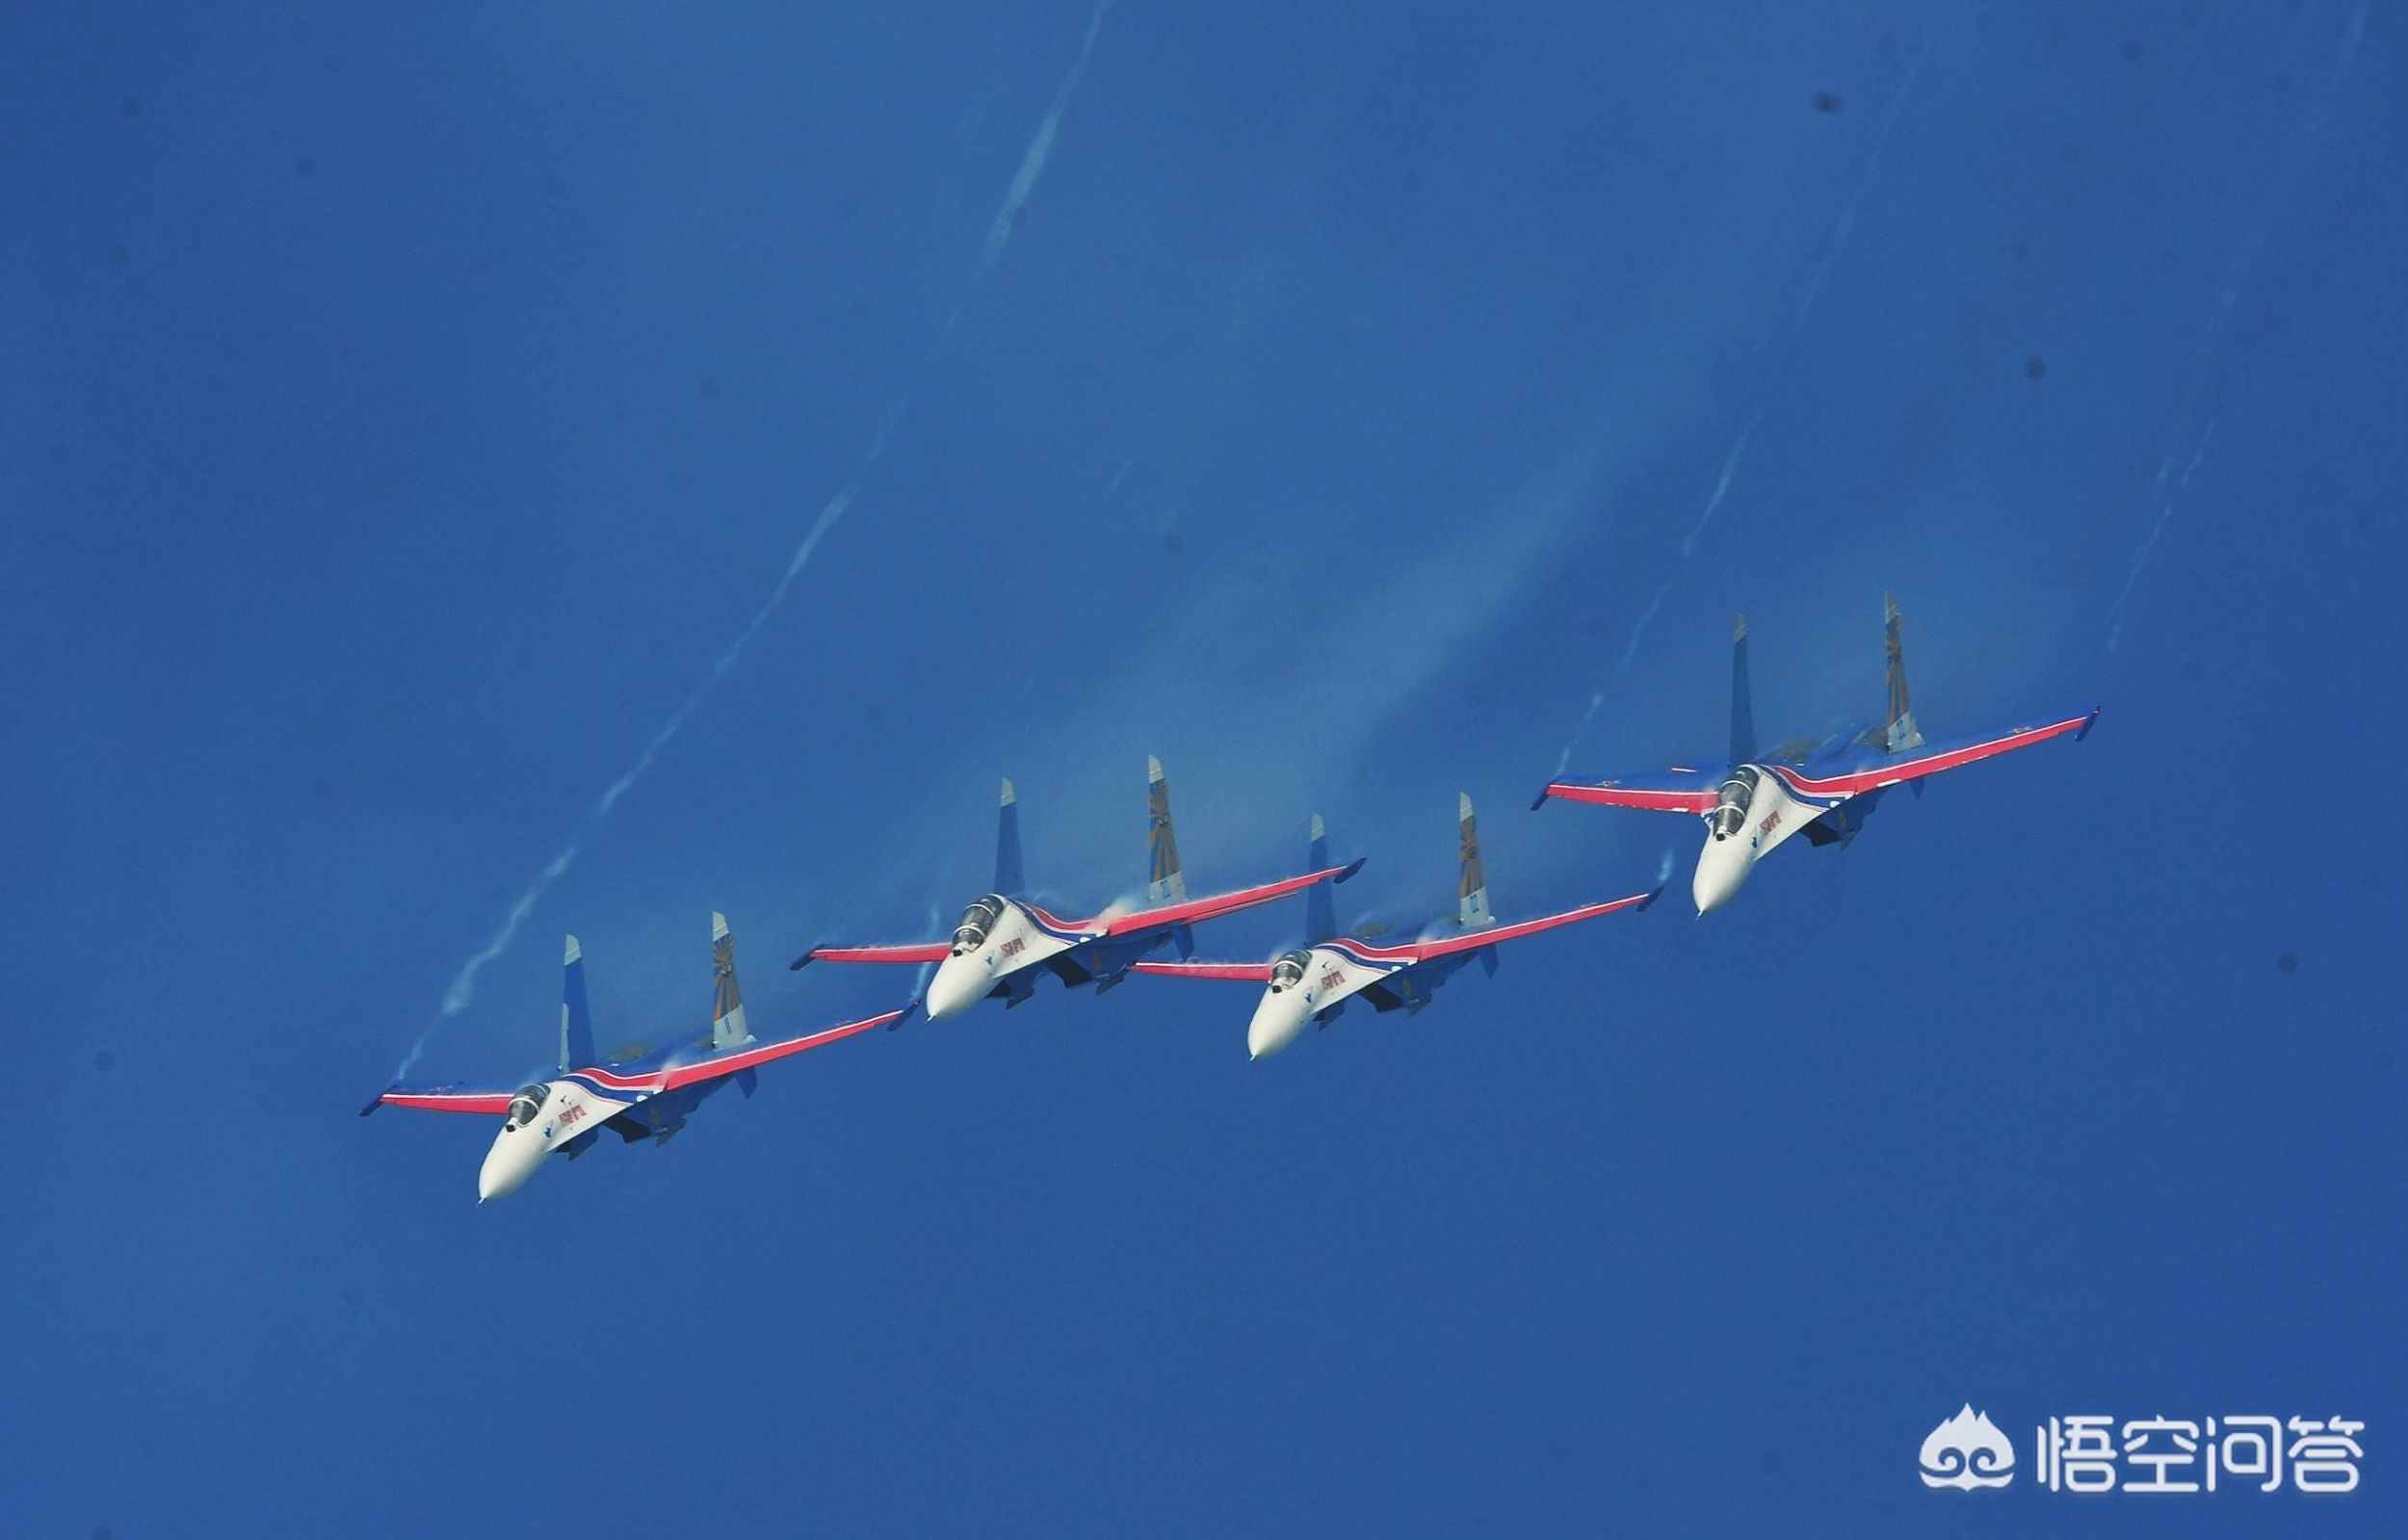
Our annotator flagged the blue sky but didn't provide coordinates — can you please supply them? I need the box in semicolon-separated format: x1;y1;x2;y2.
5;2;2402;1533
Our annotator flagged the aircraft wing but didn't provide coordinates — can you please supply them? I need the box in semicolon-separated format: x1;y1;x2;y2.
1128;959;1276;982
1394;886;1662;962
1100;860;1364;937
658;1006;911;1090
361;1083;516;1117
793;941;952;970
1767;709;2099;801
1536;766;1725;815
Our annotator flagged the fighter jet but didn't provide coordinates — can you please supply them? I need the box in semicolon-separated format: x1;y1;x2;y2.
793;757;1363;1021
364;915;907;1201
1534;597;2099;914
1132;797;1661;1058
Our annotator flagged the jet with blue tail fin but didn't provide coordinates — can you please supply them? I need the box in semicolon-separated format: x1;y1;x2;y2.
793;757;1363;1021
1134;797;1661;1058
364;916;908;1200
1535;598;2099;914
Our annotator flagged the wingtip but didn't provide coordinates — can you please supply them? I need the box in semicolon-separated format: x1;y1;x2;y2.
888;1000;920;1031
788;950;815;971
358;1092;388;1117
2076;706;2103;742
1637;882;1666;913
1529;785;1553;811
1336;856;1367;884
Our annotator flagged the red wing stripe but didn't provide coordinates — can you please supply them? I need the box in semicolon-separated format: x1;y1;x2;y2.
1771;715;2094;798
378;1091;513;1115
1129;960;1276;982
658;1011;901;1090
1407;891;1655;960
1102;864;1352;935
810;942;952;965
1544;782;1717;814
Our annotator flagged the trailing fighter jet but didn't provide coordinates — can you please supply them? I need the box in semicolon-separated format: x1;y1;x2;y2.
1534;596;2099;915
792;756;1363;1021
1132;797;1660;1058
364;915;907;1201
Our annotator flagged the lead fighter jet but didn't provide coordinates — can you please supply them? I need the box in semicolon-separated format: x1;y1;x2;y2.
364;915;907;1200
1133;797;1660;1058
794;757;1363;1021
1535;596;2099;914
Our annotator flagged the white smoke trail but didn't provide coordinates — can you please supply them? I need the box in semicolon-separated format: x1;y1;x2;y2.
2104;2;2364;651
2106;418;2217;653
597;481;862;818
1615;580;1676;673
911;902;945;1005
397;844;581;1077
399;413;903;1079
1795;40;1930;328
1553;48;1930;780
1680;406;1764;557
396;3;1134;1080
976;0;1116;284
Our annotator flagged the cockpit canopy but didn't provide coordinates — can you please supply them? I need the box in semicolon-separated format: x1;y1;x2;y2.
1710;765;1762;842
952;895;1007;956
1269;949;1311;993
504;1083;549;1132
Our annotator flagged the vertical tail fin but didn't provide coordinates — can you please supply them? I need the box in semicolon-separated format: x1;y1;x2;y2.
1305;813;1339;942
1883;594;1924;752
711;911;752;1050
996;776;1025;894
1457;793;1494;928
1146;755;1186;903
560;934;595;1072
1729;613;1757;765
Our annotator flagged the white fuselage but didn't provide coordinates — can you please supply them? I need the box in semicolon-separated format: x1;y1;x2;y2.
1691;767;1828;914
925;898;1082;1021
1246;946;1395;1059
478;1078;631;1201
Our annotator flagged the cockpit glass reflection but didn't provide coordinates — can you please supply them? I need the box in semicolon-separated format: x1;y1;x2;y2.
1711;766;1761;842
1269;950;1311;992
504;1083;549;1132
952;895;1006;955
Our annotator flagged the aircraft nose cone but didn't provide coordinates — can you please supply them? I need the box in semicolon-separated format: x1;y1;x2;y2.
1692;842;1749;916
478;1133;539;1203
1246;993;1310;1060
925;955;981;1021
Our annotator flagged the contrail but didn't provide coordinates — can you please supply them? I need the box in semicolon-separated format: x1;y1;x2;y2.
598;480;864;818
1680;406;1764;557
398;844;581;1078
2106;418;2217;653
401;405;905;1079
2104;1;2364;651
1795;39;1931;327
1616;579;1676;673
1555;47;1932;776
398;4;1139;1074
976;0;1116;284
